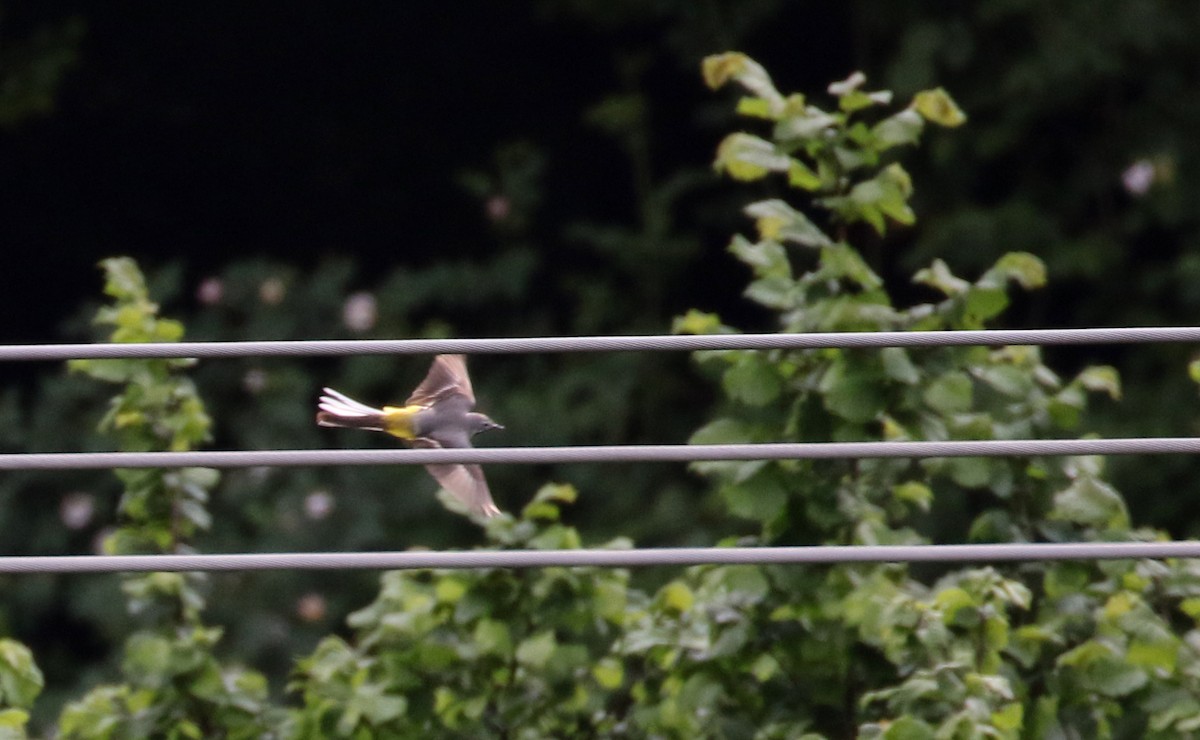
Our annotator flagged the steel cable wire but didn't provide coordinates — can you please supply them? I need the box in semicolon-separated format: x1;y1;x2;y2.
0;438;1197;470
2;326;1200;361
3;327;1197;572
1;542;1198;573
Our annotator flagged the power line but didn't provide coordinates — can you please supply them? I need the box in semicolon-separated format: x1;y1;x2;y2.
3;326;1200;361
1;438;1198;471
3;331;1195;575
1;541;1198;573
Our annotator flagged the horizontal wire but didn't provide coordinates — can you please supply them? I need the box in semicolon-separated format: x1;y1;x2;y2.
1;542;1198;573
3;331;1194;573
1;438;1198;470
3;326;1200;361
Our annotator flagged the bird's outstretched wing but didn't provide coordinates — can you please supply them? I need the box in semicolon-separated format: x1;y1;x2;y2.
406;354;475;408
410;437;501;517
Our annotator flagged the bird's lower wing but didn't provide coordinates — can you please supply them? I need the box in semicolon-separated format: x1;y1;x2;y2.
411;438;501;517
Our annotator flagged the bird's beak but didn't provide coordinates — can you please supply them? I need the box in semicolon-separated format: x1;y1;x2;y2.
489;422;505;432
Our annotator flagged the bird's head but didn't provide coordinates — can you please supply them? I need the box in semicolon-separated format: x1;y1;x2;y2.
468;412;504;436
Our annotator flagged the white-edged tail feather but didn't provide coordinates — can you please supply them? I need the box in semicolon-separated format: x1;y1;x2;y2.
317;387;386;430
321;387;383;415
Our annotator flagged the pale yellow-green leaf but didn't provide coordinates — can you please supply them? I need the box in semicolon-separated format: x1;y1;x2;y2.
702;52;783;111
1076;365;1121;400
715;133;789;181
592;658;624;690
912;88;967;127
660;582;694;613
787;159;822;190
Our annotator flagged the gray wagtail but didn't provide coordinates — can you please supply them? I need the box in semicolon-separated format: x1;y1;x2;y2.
316;354;504;517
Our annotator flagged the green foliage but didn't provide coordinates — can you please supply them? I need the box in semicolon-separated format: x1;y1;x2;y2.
69;258;215;608
282;53;1200;739
57;626;273;740
0;639;42;738
288;484;638;737
706;52;964;239
0;9;83;128
674;51;1200;737
57;259;277;738
855;1;1200;532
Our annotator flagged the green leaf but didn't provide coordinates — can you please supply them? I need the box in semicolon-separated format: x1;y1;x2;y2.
473;619;513;658
434;578;467;605
924;372;973;413
773;108;839;141
702;53;784;112
986;252;1046;289
1076;365;1121;400
1146;689;1200;732
100;257;151;301
881;347;920;384
660;582;694;613
1046;396;1081;429
949;458;995;488
913;259;970;296
1044;563;1090;599
744;275;797;310
0;708;30;732
715;133;789;180
721;469;788;523
876;198;915;228
1051;476;1129;529
992;703;1023;732
822;171;914;236
839;90;880;113
935;587;977;625
1181;597;1200;621
0;640;42;710
673;309;728;335
1189;359;1200;385
821;358;887;422
723;354;783;406
355;685;407;726
749;654;780;682
872;109;924;149
912;87;967;127
787;159;822;190
592;658;624;690
515;631;556;669
744;199;833;247
963;287;1009;322
121;633;172;685
153;318;185;342
702;52;751;89
827;71;867;97
1081;657;1148;697
736;96;774;119
533;482;578;506
727;234;790;278
892;481;933;511
882;716;935;740
1126;639;1178;672
976;365;1033;398
819;243;883;288
689;417;755;445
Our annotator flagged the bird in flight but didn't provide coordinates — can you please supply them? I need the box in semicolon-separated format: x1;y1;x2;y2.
316;354;504;517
